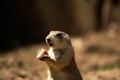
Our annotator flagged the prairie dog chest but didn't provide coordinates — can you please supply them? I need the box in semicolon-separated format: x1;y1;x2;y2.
48;48;64;61
47;69;66;80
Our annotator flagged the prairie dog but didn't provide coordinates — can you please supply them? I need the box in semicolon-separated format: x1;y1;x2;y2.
37;31;82;80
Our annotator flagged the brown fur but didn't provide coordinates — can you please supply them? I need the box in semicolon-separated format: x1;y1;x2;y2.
39;31;82;80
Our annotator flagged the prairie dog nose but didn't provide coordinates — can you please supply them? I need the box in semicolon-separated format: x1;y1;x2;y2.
46;38;51;43
46;38;54;46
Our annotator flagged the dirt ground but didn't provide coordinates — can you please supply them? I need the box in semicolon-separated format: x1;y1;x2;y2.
0;30;120;80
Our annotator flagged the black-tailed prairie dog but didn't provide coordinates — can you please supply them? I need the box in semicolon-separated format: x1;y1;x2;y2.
37;31;82;80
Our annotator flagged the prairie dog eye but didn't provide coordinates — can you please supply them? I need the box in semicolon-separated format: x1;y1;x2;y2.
56;33;63;38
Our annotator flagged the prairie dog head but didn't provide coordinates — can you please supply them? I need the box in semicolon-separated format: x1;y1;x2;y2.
37;31;72;62
46;31;71;50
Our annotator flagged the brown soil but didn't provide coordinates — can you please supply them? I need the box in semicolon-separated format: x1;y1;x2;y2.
0;31;120;80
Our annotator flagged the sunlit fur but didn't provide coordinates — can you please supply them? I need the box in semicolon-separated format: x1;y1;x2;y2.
45;31;82;80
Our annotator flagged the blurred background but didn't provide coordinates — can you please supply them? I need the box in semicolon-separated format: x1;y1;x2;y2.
1;0;120;80
1;0;120;52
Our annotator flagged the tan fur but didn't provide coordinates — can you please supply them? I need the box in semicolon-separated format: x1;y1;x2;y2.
40;31;82;80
